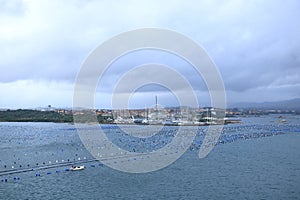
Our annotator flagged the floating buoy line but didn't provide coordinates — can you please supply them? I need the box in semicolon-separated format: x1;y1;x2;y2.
1;121;299;183
0;158;96;176
0;152;153;180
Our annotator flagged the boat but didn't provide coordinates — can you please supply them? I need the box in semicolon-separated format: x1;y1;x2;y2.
70;165;85;171
132;116;149;125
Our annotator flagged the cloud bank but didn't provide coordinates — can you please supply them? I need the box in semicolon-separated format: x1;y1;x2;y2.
0;0;299;108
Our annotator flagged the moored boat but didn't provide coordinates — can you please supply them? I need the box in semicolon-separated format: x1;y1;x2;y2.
70;165;85;171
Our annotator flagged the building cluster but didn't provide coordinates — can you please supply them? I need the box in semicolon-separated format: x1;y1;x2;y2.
94;107;226;125
50;106;298;125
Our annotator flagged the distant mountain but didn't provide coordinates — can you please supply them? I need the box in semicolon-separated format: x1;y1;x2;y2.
229;98;300;111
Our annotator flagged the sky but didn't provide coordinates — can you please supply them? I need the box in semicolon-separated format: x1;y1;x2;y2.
0;0;299;109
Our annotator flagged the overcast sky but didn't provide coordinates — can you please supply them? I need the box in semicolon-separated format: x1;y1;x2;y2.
0;0;299;109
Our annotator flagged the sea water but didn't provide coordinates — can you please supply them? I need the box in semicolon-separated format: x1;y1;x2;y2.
0;115;299;199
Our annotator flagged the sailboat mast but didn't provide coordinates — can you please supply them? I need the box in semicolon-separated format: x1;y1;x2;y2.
155;96;158;120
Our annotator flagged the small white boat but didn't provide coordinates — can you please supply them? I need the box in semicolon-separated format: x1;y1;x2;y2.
70;165;85;171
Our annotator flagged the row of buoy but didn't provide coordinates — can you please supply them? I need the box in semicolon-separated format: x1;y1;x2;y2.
0;127;283;177
189;130;286;151
1;163;104;183
1;123;298;174
0;125;291;183
80;128;286;154
1;177;21;182
102;127;287;153
3;156;87;168
1;130;291;171
1;157;92;169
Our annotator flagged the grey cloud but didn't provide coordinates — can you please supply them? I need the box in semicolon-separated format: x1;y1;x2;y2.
1;0;300;108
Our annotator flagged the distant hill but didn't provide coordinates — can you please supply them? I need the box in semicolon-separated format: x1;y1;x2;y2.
229;98;300;111
0;109;73;123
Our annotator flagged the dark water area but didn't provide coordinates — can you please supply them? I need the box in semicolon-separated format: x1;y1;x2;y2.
0;115;299;199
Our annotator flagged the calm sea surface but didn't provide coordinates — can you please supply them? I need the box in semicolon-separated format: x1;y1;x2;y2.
0;115;299;199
